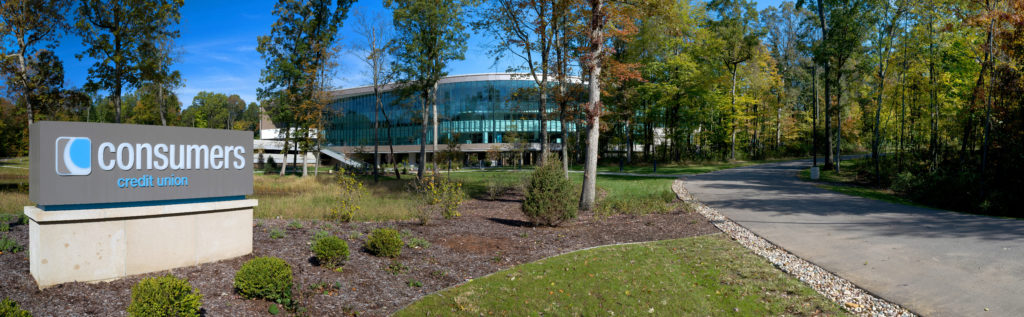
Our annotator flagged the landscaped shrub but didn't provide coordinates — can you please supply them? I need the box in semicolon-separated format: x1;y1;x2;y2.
365;228;403;258
522;157;576;226
311;231;349;268
426;176;464;219
0;234;23;254
331;170;363;222
0;298;31;317
127;275;203;317
410;174;465;224
234;257;293;303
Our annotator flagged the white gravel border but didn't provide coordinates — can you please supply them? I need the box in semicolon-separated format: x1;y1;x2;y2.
673;178;915;317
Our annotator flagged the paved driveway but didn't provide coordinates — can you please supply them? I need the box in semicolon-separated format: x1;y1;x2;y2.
682;159;1024;317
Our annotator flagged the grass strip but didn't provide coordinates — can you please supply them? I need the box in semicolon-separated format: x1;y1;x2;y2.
395;234;849;316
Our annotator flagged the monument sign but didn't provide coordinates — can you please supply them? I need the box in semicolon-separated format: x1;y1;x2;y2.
25;121;258;288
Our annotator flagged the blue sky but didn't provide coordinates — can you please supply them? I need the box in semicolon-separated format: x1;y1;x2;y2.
50;0;785;109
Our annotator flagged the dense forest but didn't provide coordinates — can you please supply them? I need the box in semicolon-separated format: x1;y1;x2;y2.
3;0;1023;215
549;0;1023;216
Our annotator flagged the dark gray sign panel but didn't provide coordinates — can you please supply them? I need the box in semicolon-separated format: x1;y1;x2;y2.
30;121;253;208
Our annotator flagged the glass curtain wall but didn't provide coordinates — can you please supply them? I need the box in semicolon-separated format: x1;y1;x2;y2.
324;78;576;147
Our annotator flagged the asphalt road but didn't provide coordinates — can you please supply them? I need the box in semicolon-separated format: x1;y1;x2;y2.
682;159;1024;317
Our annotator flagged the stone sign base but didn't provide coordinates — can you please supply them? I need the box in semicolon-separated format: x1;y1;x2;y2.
24;199;257;289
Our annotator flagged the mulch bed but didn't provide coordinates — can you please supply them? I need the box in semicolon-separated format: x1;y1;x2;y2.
0;192;718;316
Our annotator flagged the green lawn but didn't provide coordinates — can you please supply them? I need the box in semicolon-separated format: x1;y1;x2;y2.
396;234;849;316
798;160;919;207
447;170;679;215
571;157;804;175
0;158;30;216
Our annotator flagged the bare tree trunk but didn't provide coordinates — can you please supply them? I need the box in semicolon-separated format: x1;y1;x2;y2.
579;0;605;212
16;42;33;126
812;66;818;167
431;82;439;175
824;67;834;170
625;119;632;163
836;75;843;173
374;85;381;183
928;17;939;172
539;82;549;164
418;94;427;179
776;107;781;149
899;33;907;172
555;11;570;179
302;148;309;177
981;18;994;177
873;25;891;183
158;85;167;126
279;125;290;176
816;0;833;170
314;128;321;177
382;100;400;179
729;65;738;160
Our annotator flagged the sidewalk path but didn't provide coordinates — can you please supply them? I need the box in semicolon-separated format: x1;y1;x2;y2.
681;159;1024;317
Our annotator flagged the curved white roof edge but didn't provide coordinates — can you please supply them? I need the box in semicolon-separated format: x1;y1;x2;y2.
328;72;583;99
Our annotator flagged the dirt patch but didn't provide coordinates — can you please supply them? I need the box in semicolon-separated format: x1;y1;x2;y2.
0;192;718;316
439;235;512;255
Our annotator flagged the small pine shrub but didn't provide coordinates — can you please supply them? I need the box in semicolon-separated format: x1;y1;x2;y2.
264;157;279;173
365;228;403;258
234;257;293;303
0;298;31;317
269;229;285;239
406;237;430;249
385;260;409;275
522;157;576;226
127;275;203;317
0;234;23;254
310;231;349;268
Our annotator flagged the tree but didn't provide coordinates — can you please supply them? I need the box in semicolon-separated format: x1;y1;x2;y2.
354;10;396;183
870;0;906;183
387;0;470;179
578;0;647;210
708;0;761;161
5;50;65;120
136;2;182;126
579;0;608;211
257;0;354;176
0;0;72;126
474;0;558;164
76;0;184;124
801;0;874;172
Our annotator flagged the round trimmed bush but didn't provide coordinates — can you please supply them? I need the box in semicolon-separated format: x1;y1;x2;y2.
233;256;293;302
311;231;349;268
0;298;31;317
522;157;576;226
365;228;403;258
127;275;203;317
